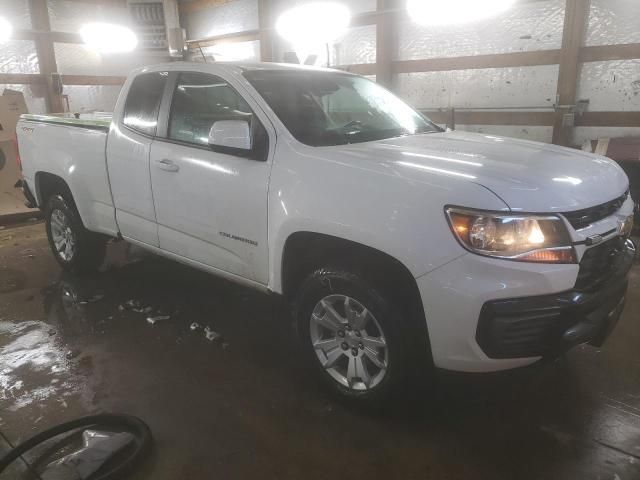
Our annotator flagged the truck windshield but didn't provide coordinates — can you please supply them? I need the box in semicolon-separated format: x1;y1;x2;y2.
243;70;441;146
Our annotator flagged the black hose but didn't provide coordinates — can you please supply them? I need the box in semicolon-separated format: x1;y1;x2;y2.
0;413;152;479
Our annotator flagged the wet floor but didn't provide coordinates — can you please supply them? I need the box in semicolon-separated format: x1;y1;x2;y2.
1;221;640;479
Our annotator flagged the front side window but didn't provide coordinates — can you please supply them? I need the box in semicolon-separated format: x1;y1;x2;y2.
243;70;441;147
123;72;167;136
168;72;254;147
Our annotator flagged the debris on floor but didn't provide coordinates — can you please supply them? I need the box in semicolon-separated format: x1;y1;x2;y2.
204;326;222;342
65;349;81;360
189;322;202;331
146;315;171;325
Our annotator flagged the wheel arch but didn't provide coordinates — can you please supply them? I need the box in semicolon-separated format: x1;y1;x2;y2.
281;230;433;367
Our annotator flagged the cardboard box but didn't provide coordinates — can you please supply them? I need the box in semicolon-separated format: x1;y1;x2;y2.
0;90;33;219
0;89;28;143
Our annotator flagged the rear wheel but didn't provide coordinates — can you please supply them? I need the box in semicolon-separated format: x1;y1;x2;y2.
295;267;412;405
45;195;107;273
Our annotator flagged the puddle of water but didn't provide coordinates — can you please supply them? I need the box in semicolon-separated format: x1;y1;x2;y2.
0;320;83;412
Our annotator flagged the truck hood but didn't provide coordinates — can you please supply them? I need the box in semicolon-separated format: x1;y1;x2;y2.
334;131;629;213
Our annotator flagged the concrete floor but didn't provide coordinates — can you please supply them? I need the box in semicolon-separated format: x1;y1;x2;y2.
1;221;640;479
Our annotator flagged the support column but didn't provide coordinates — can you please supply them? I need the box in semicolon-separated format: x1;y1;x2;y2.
29;0;65;113
376;0;395;88
552;0;591;146
258;0;273;62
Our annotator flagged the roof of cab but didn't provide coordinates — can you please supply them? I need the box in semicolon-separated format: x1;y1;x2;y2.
137;61;351;75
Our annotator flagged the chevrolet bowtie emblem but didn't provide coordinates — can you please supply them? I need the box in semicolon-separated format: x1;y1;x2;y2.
585;234;603;246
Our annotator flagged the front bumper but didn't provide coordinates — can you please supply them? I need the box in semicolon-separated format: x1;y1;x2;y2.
477;238;634;359
417;237;636;373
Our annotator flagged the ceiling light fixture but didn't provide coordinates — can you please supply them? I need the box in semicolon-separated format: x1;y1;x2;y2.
275;2;351;47
79;22;138;53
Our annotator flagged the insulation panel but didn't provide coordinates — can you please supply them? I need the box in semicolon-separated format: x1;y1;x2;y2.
586;0;640;46
395;65;559;110
183;0;258;40
0;40;39;74
577;60;640;111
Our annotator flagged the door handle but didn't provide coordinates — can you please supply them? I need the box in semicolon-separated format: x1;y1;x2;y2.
156;159;179;172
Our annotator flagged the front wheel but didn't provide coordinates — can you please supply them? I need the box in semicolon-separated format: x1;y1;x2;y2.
295;268;411;405
45;195;107;273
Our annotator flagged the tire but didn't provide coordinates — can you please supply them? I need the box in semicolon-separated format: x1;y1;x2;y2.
44;194;107;273
294;267;413;406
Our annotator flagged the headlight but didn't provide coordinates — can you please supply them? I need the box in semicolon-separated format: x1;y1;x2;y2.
445;207;576;263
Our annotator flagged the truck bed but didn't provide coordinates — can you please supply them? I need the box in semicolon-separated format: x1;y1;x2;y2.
22;113;112;131
17;112;119;237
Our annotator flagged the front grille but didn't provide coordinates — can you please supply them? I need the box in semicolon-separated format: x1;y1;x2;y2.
575;236;628;291
563;191;629;230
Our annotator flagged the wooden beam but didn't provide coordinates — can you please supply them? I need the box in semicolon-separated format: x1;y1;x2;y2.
258;0;272;62
28;0;65;113
576;111;640;127
394;50;561;74
580;43;640;63
552;0;591;146
61;75;127;86
376;0;395;87
186;30;260;49
351;11;380;27
421;110;556;126
13;29;83;43
0;73;45;85
336;64;377;76
420;110;639;128
180;0;232;15
338;42;639;78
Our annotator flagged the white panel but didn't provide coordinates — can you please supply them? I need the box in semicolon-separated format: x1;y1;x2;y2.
200;40;260;62
573;127;640;147
456;125;554;144
48;0;130;33
586;0;640;46
395;66;559;109
0;0;32;29
397;0;565;60
347;0;376;15
577;60;640;111
54;43;171;76
0;85;47;114
64;85;123;114
0;40;39;74
184;0;258;39
332;25;376;65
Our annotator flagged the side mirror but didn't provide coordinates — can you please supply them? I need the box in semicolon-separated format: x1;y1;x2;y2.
208;120;252;152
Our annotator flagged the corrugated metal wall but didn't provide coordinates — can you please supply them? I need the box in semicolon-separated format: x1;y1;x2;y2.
179;0;638;145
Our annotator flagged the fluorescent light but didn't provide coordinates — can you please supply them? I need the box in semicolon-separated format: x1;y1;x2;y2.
276;2;351;47
407;0;516;26
0;17;12;42
79;22;138;53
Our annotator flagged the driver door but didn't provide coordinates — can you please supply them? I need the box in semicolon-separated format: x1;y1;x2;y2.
149;71;273;285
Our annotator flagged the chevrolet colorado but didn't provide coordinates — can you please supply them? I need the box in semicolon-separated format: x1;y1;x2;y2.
16;62;636;403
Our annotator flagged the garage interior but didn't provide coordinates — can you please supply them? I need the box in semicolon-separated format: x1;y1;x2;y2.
1;0;640;479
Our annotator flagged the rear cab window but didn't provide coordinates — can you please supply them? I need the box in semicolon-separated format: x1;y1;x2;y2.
123;71;167;136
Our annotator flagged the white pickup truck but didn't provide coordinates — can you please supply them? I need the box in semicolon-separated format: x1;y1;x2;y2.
16;62;636;404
